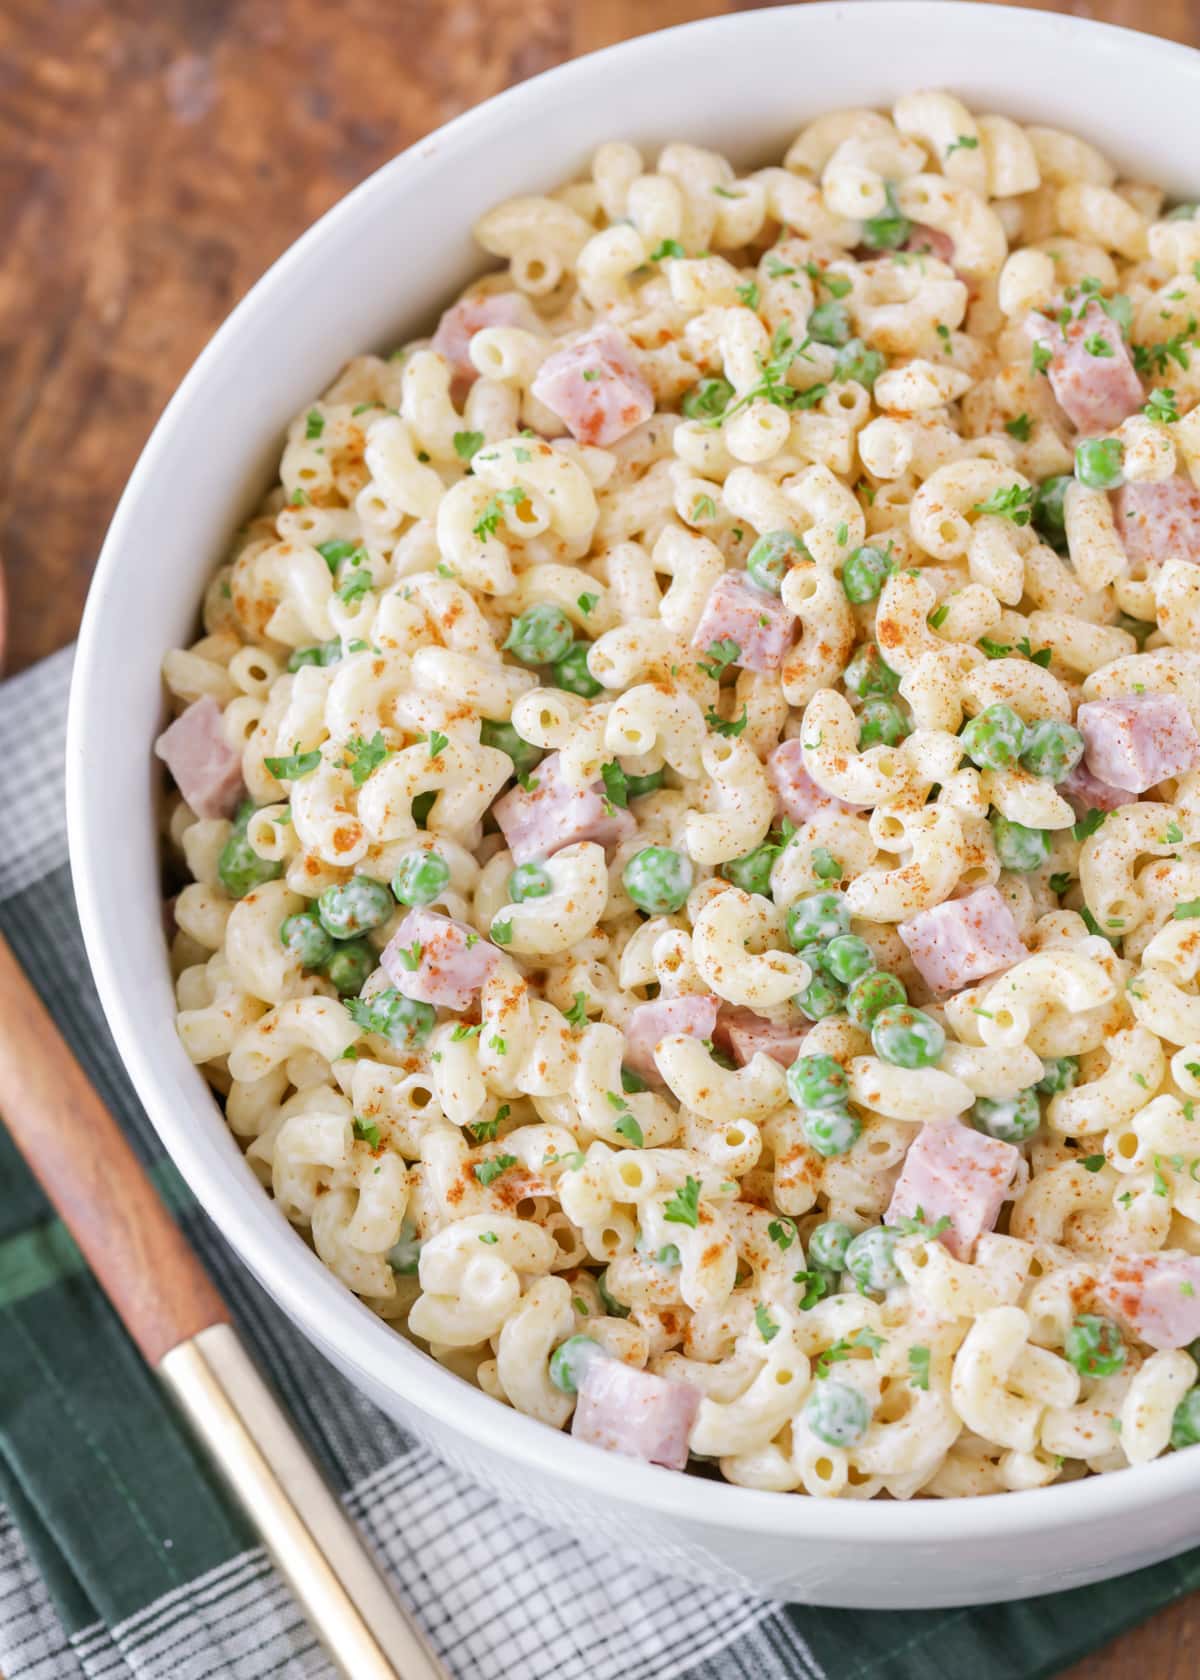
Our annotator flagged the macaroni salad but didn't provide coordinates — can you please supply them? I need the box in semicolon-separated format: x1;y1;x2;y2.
159;92;1200;1498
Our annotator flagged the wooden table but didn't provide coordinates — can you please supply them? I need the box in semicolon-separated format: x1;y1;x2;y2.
2;0;1198;1671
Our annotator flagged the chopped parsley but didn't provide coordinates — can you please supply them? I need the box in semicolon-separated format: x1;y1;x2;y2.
1032;341;1053;376
600;761;629;808
453;430;484;461
705;705;748;738
1083;333;1114;358
908;1345;931;1389
1073;809;1107;842
342;731;391;786
698;638;741;679
736;280;760;310
479;1231;499;1244
428;730;449;759
491;919;514;945
338;568;373;605
563;992;589;1030
929;602;950;630
473;1154;518;1187
663;1175;702;1229
264;743;322;780
352;1117;381;1149
755;1303;780;1343
577;592;599;615
767;1217;797;1252
946;134;979;155
473;499;505;540
972;483;1034;525
1132;321;1196;376
1144;388;1180;424
692;494;717;522
1080;1154;1107;1172
816;1327;884;1378
1004;413;1033;441
315;538;361;571
650;238;685;261
1175;900;1200;919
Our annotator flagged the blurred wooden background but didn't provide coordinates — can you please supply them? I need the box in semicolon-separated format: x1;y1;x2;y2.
3;0;1200;1671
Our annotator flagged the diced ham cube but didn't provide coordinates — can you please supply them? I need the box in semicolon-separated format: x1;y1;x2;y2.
766;740;863;825
886;1120;1021;1261
571;1357;700;1471
905;223;956;265
714;1006;807;1068
1059;759;1139;818
1115;477;1200;569
898;886;1028;996
691;572;796;674
1095;1251;1200;1351
154;696;245;820
382;907;499;1011
624;994;719;1083
530;326;654;447
492;751;635;866
1028;302;1143;434
1077;693;1200;793
431;291;540;386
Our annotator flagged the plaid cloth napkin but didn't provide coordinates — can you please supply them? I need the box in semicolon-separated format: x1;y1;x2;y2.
4;649;1200;1680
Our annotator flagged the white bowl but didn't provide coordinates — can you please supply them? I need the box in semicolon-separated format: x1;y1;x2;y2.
67;0;1200;1608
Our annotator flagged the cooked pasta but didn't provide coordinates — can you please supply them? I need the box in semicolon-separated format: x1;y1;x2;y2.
157;91;1200;1497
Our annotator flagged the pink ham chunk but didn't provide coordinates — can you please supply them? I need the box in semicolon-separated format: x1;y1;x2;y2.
886;1120;1021;1261
624;994;719;1083
492;751;635;866
381;907;499;1011
154;696;244;820
1077;693;1200;793
1059;759;1138;818
1095;1252;1200;1351
571;1357;699;1471
899;886;1027;996
691;572;796;674
531;326;654;447
766;740;862;825
1028;302;1143;434
431;291;540;386
1115;477;1200;569
905;223;956;264
714;1006;807;1068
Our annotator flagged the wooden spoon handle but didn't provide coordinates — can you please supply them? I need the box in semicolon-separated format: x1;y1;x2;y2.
0;929;227;1362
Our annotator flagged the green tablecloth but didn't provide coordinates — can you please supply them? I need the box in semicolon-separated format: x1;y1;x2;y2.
3;646;1199;1679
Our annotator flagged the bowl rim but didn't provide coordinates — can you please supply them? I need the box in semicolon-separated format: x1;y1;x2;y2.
66;0;1200;1544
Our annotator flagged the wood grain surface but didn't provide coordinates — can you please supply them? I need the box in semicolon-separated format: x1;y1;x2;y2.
3;0;1200;1671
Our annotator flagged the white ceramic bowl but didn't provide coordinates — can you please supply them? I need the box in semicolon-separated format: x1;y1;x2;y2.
68;1;1200;1608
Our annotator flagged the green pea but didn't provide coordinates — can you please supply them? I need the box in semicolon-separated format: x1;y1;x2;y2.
681;376;734;420
318;876;394;939
625;769;665;800
1171;1388;1200;1449
809;300;852;347
747;530;806;594
504;603;575;666
844;642;900;702
834;337;886;388
392;850;451;907
858;698;909;749
287;638;342;671
280;910;335;969
623;846;693;914
218;803;283;899
787;1052;849;1110
972;1086;1041;1143
820;934;875;985
871;1003;945;1069
803;1105;861;1157
552;641;603;698
991;813;1051;873
372;988;438;1050
845;970;906;1029
1020;720;1085;782
480;718;542;777
862;182;910;250
842;544;893;604
1167;203;1200;222
805;1378;871;1446
597;1267;630;1318
1064;1314;1127;1380
960;703;1027;772
807;1220;854;1272
786;890;851;950
1037;1056;1079;1095
324;939;376;997
386;1216;422;1274
1032;476;1071;552
509;862;552;902
1075;436;1125;491
845;1226;902;1292
722;841;779;897
549;1334;605;1394
796;974;846;1021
